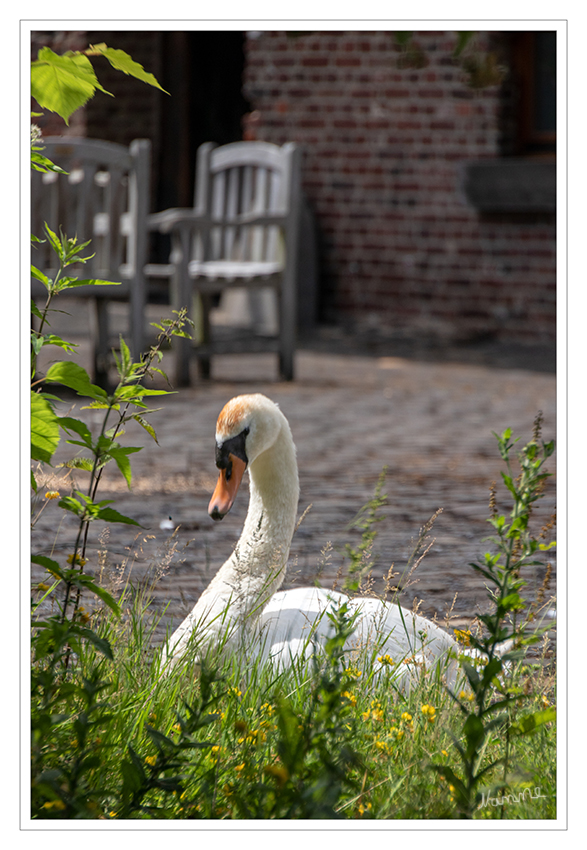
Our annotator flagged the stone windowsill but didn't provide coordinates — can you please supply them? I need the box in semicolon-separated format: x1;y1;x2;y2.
462;159;556;213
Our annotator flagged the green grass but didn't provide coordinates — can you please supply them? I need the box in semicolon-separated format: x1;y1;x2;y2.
31;421;557;821
30;573;556;820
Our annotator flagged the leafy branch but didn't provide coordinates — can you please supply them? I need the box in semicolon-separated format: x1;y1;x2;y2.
430;414;556;818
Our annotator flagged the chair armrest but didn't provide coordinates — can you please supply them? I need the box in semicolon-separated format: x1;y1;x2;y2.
230;211;288;227
148;208;208;233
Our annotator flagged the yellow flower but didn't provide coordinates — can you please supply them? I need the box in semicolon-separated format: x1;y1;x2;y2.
229;686;242;697
454;628;471;646
362;709;371;722
341;690;357;706
344;665;362;678
441;749;449;757
421;704;436;722
401;712;412;723
260;702;275;715
358;801;372;816
67;552;87;567
42;799;66;811
37;582;50;591
208;745;222;762
264;764;289;786
235;763;245;772
377;653;394;665
458;690;475;702
44;490;60;500
77;606;90;625
145;755;157;766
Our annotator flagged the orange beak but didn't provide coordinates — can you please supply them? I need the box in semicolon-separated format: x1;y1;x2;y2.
208;454;247;521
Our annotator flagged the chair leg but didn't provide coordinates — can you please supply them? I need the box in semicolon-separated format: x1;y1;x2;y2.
91;298;111;389
279;276;296;382
198;293;212;379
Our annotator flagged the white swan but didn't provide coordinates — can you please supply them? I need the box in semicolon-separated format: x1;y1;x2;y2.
163;393;468;690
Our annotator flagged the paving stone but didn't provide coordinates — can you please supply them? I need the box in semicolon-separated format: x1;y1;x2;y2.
31;307;557;650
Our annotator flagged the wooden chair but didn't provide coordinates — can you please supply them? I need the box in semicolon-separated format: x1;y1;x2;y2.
31;137;151;386
148;141;303;384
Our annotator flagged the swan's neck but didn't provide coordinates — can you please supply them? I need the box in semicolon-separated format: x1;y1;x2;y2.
188;423;299;648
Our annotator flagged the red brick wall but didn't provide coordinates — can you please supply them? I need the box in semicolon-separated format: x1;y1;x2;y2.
243;30;556;345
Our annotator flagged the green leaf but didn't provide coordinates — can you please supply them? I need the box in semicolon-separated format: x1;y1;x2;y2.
72;625;114;660
45;362;108;401
69;575;121;616
60;457;94;472
453;31;475;57
131;414;159;444
60;277;121;288
463;713;486;758
30;300;44;321
43;223;62;258
33;332;78;355
31;47;112;124
31;554;65;581
96;506;141;526
511;706;556;736
108;446;142;489
500;472;517;496
393;32;413;46
31;391;61;463
59;416;94;447
89;44;168;93
31;265;50;288
31;149;68;174
58;495;84;517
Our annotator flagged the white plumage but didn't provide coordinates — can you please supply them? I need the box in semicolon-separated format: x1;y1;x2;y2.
163;393;469;690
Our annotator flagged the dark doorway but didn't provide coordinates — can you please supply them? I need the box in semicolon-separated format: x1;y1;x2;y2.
157;31;251;211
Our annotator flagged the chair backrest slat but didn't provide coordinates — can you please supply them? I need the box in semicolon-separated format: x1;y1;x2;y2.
31;137;151;373
197;142;296;266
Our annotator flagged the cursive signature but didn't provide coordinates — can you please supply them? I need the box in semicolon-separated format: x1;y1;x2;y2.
480;786;548;809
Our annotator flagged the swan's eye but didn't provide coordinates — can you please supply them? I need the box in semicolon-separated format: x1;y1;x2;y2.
215;429;249;471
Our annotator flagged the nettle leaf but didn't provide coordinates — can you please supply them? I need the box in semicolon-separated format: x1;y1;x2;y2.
31;300;44;321
31;149;68;174
60;277;121;288
45;361;108;401
70;624;114;659
31;47;112;124
33;332;78;355
70;574;121;616
59;416;94;448
131;414;159;444
89;44;168;93
31;265;51;288
512;706;556;736
97;506;142;526
31;554;65;581
31;391;60;464
60;457;94;472
43;223;63;258
108;446;142;489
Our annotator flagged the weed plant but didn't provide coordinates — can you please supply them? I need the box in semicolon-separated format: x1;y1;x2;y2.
29;42;556;821
31;417;556;820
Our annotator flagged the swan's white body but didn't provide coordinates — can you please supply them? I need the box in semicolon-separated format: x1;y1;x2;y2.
163;394;464;690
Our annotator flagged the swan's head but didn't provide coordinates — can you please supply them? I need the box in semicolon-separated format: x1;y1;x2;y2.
208;394;285;521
